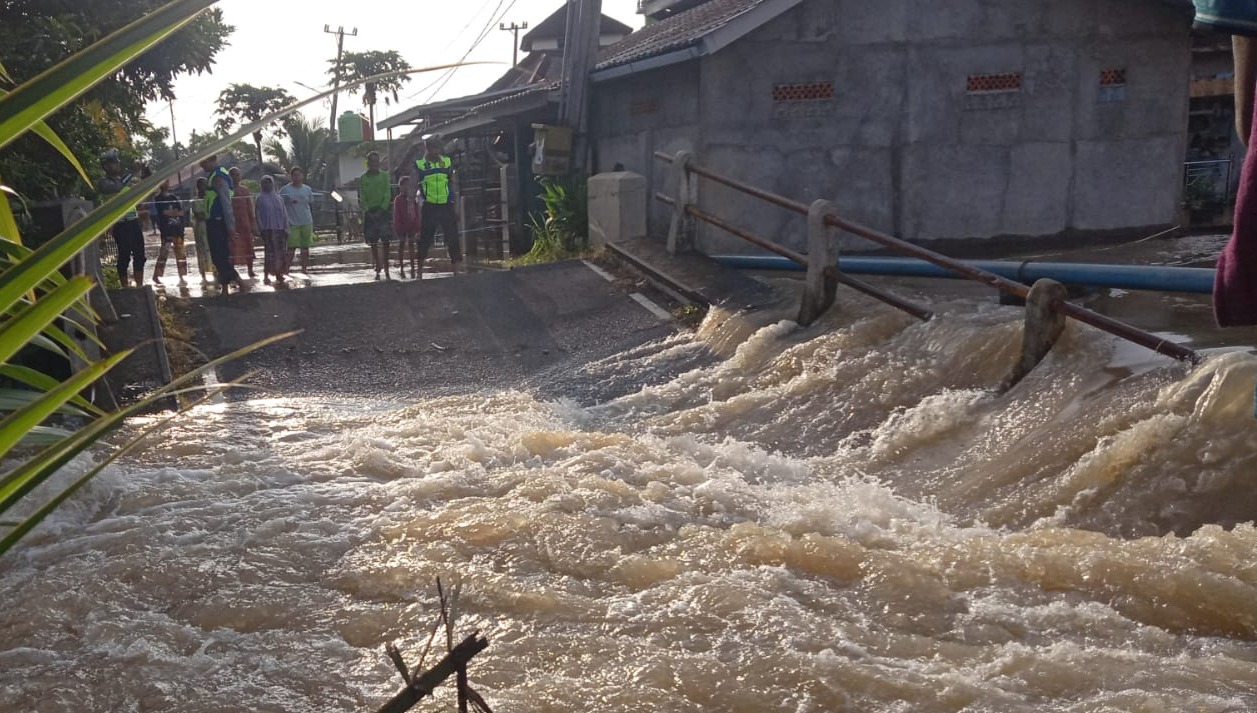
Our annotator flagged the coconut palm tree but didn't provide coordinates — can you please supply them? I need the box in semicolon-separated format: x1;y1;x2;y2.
327;50;411;130
262;113;331;186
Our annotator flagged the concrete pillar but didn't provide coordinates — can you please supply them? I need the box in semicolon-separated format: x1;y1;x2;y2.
587;171;647;247
666;151;695;254
797;199;838;326
1004;278;1068;390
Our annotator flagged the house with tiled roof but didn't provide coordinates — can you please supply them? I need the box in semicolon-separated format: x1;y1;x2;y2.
590;0;1203;253
377;5;633;258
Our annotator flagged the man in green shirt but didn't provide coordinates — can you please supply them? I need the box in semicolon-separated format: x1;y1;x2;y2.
359;150;394;280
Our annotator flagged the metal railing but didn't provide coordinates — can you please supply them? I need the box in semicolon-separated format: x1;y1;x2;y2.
1183;158;1234;205
653;150;1200;366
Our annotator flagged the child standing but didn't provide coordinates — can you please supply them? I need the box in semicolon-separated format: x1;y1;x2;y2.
191;177;212;283
392;175;422;278
150;182;187;284
280;166;315;274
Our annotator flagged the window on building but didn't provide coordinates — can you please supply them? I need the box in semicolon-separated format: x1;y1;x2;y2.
772;81;835;118
1099;68;1126;103
964;72;1023;110
966;72;1023;93
772;82;835;102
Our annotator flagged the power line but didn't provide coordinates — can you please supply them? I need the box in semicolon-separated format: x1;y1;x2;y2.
420;0;520;106
403;0;497;100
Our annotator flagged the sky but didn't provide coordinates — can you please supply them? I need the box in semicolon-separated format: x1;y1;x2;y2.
144;0;643;141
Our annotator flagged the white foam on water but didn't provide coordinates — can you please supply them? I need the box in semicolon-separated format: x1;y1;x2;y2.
3;299;1257;711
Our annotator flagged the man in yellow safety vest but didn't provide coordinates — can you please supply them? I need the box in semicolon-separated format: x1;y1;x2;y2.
98;148;147;287
414;135;462;275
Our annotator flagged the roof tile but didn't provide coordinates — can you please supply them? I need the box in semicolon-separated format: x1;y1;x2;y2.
596;0;771;70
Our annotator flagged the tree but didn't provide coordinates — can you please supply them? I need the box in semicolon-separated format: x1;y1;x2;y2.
214;84;295;166
263;114;332;187
182;129;253;165
328;50;412;130
132;126;180;171
0;1;233;200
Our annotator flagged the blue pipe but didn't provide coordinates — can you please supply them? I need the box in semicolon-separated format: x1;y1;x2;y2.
713;255;1217;295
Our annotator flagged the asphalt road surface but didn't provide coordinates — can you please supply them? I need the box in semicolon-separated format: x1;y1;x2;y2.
184;261;688;402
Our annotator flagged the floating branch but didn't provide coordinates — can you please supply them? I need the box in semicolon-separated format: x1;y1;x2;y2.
374;633;489;713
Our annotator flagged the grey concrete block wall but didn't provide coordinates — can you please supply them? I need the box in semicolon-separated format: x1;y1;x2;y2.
592;63;702;241
1073;136;1187;230
592;0;1193;253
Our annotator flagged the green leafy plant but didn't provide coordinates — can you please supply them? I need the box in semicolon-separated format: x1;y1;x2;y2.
214;83;296;166
517;176;588;264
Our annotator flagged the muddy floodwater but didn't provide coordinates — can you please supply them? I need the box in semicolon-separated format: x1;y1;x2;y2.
4;237;1257;712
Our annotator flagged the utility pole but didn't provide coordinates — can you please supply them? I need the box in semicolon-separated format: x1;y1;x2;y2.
324;24;358;137
499;21;528;67
168;100;180;188
558;0;602;172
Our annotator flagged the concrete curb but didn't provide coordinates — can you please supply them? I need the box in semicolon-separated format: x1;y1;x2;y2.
603;241;708;306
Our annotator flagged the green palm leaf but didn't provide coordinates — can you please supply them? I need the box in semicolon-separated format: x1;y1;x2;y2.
0;89;93;188
0;332;292;527
0;186;22;249
0;388;91;418
0;277;92;367
0;365;105;417
0;350;131;459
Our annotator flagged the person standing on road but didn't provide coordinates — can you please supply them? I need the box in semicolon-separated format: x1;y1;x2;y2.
280;166;315;275
255;175;290;286
199;155;233;194
393;175;422;278
228;167;257;279
415;135;462;275
191;177;213;283
359;151;393;280
97;148;146;288
206;171;245;295
151;181;187;284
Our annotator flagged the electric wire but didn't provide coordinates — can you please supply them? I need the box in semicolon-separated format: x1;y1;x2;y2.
412;0;520;107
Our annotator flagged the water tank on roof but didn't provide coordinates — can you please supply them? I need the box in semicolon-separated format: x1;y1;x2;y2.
338;111;364;143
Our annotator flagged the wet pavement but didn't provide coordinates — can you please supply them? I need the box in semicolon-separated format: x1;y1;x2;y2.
181;256;683;401
128;229;451;300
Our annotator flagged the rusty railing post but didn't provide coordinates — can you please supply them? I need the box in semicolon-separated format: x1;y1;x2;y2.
798;199;838;326
666;150;695;254
1004;278;1069;390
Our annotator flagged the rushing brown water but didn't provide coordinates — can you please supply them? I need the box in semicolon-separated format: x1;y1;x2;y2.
3;293;1257;712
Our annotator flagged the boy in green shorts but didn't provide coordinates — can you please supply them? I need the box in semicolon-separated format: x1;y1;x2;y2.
280;166;315;274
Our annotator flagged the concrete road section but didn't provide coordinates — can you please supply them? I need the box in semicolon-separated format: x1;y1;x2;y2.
185;261;679;400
